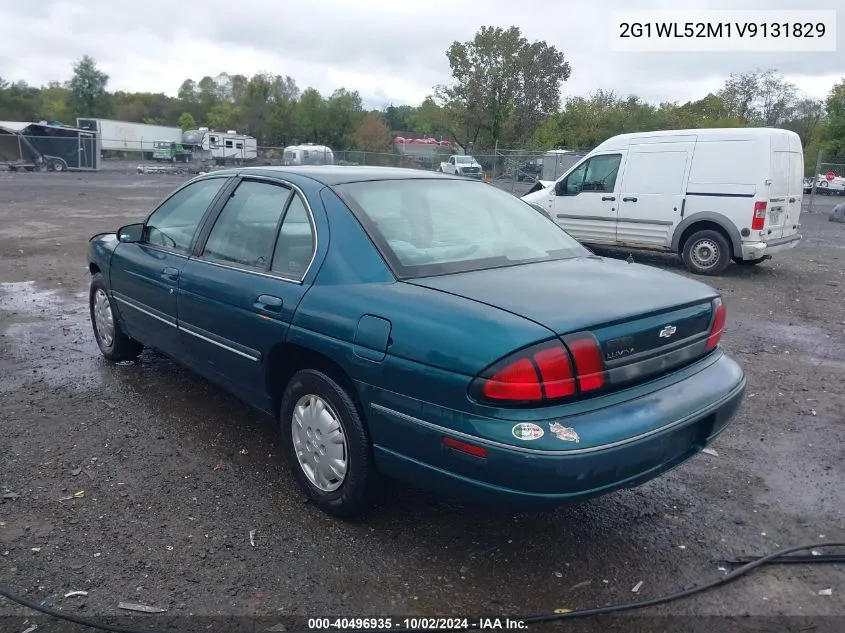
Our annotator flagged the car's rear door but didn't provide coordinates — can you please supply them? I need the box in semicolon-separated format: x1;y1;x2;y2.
109;176;231;353
177;176;318;409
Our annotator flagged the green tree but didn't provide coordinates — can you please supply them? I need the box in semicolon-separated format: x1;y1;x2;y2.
295;88;328;143
69;55;111;117
439;26;570;149
325;88;363;148
821;79;845;161
178;112;197;131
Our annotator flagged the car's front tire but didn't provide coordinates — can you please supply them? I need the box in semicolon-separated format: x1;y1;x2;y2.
681;230;731;276
280;369;375;518
89;273;143;362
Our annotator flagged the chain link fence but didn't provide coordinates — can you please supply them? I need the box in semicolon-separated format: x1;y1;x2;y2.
1;130;588;195
806;155;845;214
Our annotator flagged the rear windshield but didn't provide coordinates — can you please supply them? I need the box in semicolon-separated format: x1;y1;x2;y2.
333;179;588;278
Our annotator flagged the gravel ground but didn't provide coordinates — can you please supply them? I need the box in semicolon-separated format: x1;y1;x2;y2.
1;169;844;633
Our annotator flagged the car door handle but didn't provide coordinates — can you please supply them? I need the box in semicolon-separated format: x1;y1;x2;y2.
789;197;796;203
161;266;180;282
602;196;616;201
622;197;638;202
254;295;283;313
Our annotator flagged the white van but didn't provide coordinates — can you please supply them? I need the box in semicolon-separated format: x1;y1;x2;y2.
521;128;804;275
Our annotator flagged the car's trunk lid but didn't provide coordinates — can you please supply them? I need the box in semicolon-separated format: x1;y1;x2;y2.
407;256;720;388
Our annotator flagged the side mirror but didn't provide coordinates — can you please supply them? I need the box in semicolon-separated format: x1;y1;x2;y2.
554;180;566;196
117;223;144;243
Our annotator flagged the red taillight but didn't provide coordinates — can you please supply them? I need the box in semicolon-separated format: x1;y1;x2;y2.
751;201;767;231
471;335;605;405
565;334;606;392
706;298;726;350
483;357;546;401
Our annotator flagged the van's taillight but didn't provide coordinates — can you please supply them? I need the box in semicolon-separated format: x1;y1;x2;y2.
706;298;726;350
751;201;767;230
469;334;606;405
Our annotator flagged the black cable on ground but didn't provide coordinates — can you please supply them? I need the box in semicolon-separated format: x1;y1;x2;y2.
0;542;842;633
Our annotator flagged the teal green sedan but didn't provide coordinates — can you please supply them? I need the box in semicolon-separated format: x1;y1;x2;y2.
87;166;746;518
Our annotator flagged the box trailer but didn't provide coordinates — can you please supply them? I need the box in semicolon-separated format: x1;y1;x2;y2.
0;121;98;171
76;118;183;159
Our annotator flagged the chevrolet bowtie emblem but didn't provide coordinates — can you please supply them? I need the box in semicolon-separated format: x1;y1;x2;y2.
658;325;677;338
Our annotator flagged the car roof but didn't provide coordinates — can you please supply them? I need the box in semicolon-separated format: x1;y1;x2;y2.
209;165;465;186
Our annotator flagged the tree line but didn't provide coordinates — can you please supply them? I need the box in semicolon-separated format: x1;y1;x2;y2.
1;25;843;166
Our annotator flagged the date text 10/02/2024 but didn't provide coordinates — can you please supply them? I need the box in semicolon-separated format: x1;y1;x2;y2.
307;617;528;630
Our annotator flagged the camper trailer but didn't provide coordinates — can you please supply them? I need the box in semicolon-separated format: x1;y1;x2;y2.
282;143;334;166
206;130;257;165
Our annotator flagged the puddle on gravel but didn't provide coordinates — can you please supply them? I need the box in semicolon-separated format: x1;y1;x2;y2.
0;281;104;392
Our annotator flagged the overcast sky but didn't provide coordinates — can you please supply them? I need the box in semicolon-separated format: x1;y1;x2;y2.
1;0;842;110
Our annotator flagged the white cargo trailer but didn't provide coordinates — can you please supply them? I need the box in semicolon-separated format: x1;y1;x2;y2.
76;118;183;158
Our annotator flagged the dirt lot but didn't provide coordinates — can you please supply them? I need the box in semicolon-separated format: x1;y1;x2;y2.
1;169;845;632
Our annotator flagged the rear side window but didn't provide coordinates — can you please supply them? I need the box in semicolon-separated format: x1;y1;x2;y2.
271;194;315;278
622;151;688;195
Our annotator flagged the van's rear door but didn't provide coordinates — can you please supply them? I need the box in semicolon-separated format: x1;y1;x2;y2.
782;148;804;238
766;150;790;240
766;135;804;241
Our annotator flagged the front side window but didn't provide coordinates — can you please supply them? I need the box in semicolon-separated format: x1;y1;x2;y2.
558;154;622;195
334;179;588;278
203;180;291;269
144;177;227;253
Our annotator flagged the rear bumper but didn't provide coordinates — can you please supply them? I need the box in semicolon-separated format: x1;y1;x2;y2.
367;351;746;508
740;234;801;260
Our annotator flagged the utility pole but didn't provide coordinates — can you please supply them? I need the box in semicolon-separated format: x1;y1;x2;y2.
808;149;822;214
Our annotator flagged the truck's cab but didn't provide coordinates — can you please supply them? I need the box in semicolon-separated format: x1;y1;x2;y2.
440;155;483;179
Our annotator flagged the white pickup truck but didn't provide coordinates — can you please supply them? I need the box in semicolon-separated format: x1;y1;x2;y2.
440;155;483;179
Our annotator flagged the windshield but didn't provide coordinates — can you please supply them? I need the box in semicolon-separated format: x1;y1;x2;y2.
333;179;588;278
455;156;472;163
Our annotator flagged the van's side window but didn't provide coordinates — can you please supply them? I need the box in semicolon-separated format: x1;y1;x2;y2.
558;154;622;195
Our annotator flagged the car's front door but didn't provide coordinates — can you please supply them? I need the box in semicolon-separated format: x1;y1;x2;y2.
551;152;625;244
177;177;318;409
109;176;231;353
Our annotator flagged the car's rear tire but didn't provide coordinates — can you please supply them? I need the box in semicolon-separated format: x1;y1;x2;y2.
681;230;732;276
280;369;375;518
89;273;143;362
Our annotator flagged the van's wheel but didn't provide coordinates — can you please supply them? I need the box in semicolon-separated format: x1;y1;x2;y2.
681;230;731;275
50;159;67;172
279;369;375;518
733;257;765;266
89;273;143;362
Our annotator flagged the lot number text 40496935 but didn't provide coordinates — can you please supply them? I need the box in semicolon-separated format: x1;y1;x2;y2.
610;10;837;52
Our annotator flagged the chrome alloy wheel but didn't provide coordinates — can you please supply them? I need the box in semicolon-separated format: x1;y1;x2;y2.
291;394;348;492
93;288;115;348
